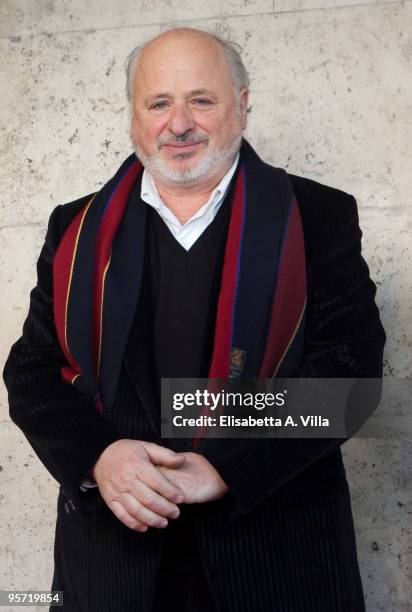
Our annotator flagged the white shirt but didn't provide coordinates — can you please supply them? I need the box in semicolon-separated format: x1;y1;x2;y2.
140;153;240;250
80;152;240;492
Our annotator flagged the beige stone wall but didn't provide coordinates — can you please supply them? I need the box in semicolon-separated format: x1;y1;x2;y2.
1;1;411;610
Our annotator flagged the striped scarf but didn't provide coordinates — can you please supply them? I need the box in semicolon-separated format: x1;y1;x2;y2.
53;138;306;418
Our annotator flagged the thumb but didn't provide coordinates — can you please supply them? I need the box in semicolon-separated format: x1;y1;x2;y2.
143;443;187;467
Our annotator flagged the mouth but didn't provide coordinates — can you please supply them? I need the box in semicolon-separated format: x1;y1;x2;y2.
162;141;204;152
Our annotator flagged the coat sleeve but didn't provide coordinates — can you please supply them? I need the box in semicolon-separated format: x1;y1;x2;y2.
192;189;386;516
2;204;123;511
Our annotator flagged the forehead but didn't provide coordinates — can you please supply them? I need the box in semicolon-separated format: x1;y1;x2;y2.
134;36;233;96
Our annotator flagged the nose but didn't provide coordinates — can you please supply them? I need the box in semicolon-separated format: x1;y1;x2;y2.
167;103;195;137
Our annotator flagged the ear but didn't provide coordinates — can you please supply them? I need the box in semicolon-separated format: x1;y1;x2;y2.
238;88;249;129
130;113;138;145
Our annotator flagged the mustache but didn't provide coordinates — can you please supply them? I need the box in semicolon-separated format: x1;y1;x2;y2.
158;135;208;147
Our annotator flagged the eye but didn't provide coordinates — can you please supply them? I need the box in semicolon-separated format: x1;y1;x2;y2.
150;101;168;110
193;99;212;106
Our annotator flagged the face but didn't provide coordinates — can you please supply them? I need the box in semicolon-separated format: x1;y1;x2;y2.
130;34;249;185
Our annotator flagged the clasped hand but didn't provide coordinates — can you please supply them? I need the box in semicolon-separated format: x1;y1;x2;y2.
92;440;228;532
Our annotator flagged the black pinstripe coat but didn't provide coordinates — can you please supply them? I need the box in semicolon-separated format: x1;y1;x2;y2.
3;142;385;611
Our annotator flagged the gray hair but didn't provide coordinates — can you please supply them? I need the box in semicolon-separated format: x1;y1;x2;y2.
125;27;250;105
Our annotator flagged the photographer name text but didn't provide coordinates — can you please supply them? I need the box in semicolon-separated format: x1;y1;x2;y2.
172;415;330;428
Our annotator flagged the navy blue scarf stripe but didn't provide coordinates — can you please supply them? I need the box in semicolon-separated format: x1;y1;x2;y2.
99;196;147;407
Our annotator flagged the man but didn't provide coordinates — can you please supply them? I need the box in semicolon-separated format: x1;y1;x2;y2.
3;27;385;612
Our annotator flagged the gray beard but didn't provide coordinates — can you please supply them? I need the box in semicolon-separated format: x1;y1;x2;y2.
133;131;243;185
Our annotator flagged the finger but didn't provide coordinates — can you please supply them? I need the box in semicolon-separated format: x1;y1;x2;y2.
129;479;180;519
138;462;185;503
122;493;169;529
143;443;187;467
110;500;148;532
157;467;187;498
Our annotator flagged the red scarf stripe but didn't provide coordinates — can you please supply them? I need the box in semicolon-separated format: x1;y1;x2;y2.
53;197;95;379
60;370;82;386
92;161;142;381
208;165;246;378
259;198;307;377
